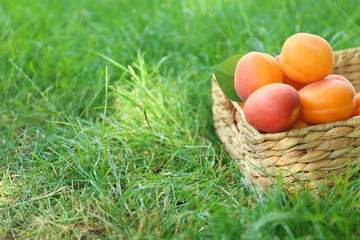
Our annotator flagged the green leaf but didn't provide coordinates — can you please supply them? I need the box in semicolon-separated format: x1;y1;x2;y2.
210;55;243;102
245;38;264;52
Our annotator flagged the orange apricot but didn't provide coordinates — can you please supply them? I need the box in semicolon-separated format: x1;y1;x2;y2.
299;79;356;124
350;92;360;117
275;55;308;91
280;33;334;84
283;74;309;91
324;74;353;87
234;52;283;101
243;83;302;133
291;120;309;129
238;102;245;108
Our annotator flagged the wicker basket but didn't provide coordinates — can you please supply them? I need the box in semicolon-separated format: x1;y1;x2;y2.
212;47;360;192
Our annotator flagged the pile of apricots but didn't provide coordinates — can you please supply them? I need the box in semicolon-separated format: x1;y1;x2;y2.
234;32;360;133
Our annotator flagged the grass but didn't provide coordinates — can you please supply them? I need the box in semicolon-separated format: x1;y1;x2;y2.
1;0;360;239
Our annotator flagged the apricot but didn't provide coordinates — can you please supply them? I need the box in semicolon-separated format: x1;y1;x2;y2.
234;52;283;101
238;102;245;108
291;120;309;129
243;83;302;133
350;92;360;117
280;33;334;84
275;55;308;91
299;79;356;124
324;74;353;87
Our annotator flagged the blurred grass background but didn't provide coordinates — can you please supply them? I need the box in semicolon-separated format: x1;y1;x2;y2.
1;0;360;239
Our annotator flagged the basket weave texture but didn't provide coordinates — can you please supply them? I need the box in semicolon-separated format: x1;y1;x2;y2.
212;47;360;192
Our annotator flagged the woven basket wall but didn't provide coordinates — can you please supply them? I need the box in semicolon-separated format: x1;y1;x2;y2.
212;47;360;192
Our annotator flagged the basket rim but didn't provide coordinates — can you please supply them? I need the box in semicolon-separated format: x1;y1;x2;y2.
333;46;360;55
231;99;360;140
